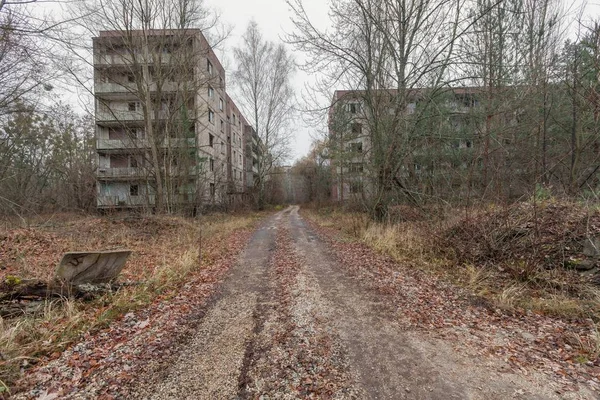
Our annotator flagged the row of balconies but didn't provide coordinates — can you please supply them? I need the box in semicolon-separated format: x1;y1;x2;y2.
96;109;199;122
97;193;204;207
94;53;173;66
97;166;202;179
97;137;195;150
95;81;182;95
97;195;156;207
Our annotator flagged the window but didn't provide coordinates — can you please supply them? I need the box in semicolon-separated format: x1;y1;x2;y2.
207;59;213;74
233;114;236;124
128;102;137;111
219;98;223;111
130;184;139;196
129;156;138;168
208;109;215;123
127;73;135;83
349;142;363;153
349;163;364;173
220;120;224;132
209;158;214;172
350;181;363;194
209;134;214;147
209;183;215;196
351;123;362;134
208;86;214;98
348;103;360;114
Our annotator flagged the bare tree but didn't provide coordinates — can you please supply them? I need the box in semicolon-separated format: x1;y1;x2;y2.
287;0;467;220
0;1;63;117
233;21;295;209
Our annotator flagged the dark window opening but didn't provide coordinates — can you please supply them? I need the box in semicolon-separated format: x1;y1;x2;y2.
130;184;139;196
209;134;214;147
350;142;363;153
350;181;363;194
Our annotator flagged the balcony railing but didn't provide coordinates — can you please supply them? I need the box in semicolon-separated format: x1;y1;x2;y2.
93;53;172;66
96;109;195;122
97;138;149;150
95;81;181;95
96;109;145;122
97;195;156;207
97;167;145;178
97;137;195;150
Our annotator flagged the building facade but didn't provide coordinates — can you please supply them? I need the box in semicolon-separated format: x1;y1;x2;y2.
328;88;481;202
93;29;254;211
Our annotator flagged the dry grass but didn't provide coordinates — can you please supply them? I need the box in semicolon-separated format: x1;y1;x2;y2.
305;206;600;322
0;211;260;391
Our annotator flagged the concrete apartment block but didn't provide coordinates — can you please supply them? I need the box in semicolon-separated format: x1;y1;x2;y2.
93;29;255;210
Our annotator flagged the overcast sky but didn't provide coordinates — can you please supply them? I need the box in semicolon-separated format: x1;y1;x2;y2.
204;0;330;163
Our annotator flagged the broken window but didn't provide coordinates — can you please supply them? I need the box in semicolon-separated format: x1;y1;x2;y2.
350;181;363;194
348;103;360;114
349;142;363;153
349;163;364;173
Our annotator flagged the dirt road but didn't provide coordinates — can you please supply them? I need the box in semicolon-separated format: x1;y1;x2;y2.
130;206;595;399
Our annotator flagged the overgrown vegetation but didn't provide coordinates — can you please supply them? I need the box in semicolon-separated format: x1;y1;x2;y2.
305;200;600;322
0;212;258;391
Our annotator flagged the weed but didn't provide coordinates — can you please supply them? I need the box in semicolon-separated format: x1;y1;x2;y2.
0;211;259;391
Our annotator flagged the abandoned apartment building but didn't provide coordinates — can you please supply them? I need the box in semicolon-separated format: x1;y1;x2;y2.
93;29;260;210
329;88;482;202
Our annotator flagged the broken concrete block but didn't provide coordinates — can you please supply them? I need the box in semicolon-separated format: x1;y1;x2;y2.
55;250;132;285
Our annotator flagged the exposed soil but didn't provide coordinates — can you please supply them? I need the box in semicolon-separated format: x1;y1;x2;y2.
13;206;600;399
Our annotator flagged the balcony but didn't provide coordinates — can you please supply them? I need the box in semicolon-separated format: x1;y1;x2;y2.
97;138;149;150
94;53;172;66
97;167;145;179
96;109;195;123
97;137;195;151
97;195;156;207
96;109;145;122
95;81;181;96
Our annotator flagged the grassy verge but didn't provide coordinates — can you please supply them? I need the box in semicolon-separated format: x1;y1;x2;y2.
0;212;262;393
303;205;600;324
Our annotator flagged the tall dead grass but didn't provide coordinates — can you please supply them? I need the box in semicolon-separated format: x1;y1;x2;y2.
0;212;259;391
306;207;600;322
